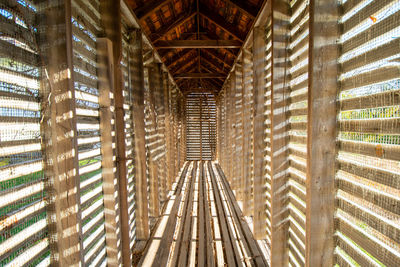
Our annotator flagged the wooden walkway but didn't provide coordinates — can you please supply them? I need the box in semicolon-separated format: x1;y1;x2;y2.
138;161;268;267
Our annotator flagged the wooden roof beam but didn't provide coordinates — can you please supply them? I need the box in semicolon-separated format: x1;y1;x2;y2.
136;0;173;21
151;12;197;42
203;77;223;88
225;0;258;19
201;57;228;74
200;66;226;82
201;79;222;91
174;72;227;79
201;49;232;68
155;40;242;49
165;49;196;69
199;6;246;41
171;56;199;74
200;33;238;58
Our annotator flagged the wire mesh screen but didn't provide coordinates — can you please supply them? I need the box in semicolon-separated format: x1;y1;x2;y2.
71;0;108;265
0;1;50;265
335;0;400;266
186;93;216;161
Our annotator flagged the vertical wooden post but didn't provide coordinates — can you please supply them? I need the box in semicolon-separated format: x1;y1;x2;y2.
200;96;203;161
235;65;243;200
41;1;83;264
216;97;222;163
100;1;131;265
98;38;122;266
224;88;229;177
155;63;167;202
242;49;252;216
163;72;174;190
306;0;338;265
230;75;236;188
129;29;149;241
147;64;161;217
252;26;267;239
271;0;290;265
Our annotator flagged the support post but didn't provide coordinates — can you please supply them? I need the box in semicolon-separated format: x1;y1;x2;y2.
163;72;174;190
229;75;236;188
41;1;83;264
99;0;132;265
242;49;253;216
200;97;203;161
147;64;161;217
129;29;150;241
235;65;243;200
155;63;167;202
306;0;338;265
98;38;122;266
252;26;267;239
270;0;290;265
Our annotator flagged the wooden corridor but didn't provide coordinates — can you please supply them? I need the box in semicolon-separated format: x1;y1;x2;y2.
138;161;268;267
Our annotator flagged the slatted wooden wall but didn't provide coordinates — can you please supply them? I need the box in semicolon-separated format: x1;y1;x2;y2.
186;92;216;161
0;0;187;265
217;0;398;265
0;1;50;265
335;0;400;265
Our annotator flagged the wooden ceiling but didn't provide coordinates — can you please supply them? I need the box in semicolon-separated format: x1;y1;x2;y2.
126;0;264;94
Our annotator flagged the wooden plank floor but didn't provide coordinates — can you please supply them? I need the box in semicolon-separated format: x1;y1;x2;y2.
138;161;269;267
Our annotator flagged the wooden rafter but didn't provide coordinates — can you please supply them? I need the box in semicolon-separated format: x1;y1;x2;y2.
200;32;238;58
201;79;222;91
172;56;199;74
151;12;197;42
199;6;246;41
201;56;228;74
155;40;242;48
136;0;173;21
200;66;226;81
201;49;232;69
165;49;197;69
224;0;258;19
174;72;226;79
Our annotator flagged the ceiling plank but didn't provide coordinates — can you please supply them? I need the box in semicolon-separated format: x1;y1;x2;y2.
174;72;227;79
225;0;258;19
155;40;242;48
199;6;246;41
151;12;197;42
136;0;173;21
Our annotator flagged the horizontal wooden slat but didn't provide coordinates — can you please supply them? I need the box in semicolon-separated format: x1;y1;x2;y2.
338;159;400;190
337;215;400;266
337;193;400;244
339;118;400;134
341;38;400;73
340;89;400;111
337;171;400;214
341;66;400;91
336;233;377;267
343;0;393;34
342;8;400;54
339;140;400;161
